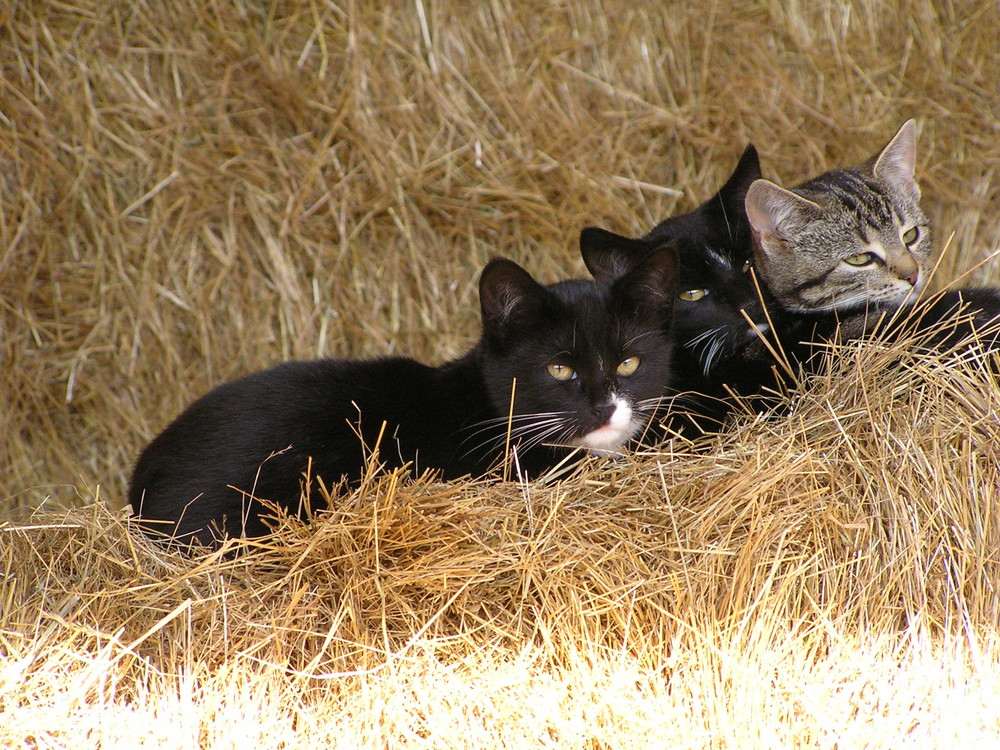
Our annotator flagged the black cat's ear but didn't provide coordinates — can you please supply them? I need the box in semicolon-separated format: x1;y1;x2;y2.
579;227;649;284
745;178;821;254
724;144;763;197
705;144;763;225
612;244;679;321
479;258;550;340
871;119;919;201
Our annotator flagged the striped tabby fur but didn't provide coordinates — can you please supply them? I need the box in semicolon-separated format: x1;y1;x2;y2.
746;120;1000;374
745;120;931;313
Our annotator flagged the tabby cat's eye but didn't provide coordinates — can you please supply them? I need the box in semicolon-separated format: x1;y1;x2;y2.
844;252;875;267
616;356;640;376
546;363;576;381
678;289;709;301
742;260;752;273
902;227;919;245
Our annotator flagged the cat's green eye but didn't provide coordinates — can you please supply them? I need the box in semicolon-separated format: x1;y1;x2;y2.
546;363;576;381
902;227;920;246
844;252;876;267
678;289;709;301
616;356;640;376
742;260;752;273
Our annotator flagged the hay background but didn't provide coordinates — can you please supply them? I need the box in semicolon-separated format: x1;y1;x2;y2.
2;0;1000;745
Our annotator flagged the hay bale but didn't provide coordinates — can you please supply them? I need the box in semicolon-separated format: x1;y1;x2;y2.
2;0;999;744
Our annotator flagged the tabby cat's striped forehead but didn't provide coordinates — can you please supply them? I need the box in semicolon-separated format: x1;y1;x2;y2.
796;168;897;227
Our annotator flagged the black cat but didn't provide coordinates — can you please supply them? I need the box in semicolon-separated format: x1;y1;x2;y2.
579;145;779;435
915;288;1000;353
130;252;678;546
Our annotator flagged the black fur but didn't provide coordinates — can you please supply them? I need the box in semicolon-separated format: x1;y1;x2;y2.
791;287;1000;363
714;285;1000;408
914;288;1000;353
130;253;677;546
580;145;777;435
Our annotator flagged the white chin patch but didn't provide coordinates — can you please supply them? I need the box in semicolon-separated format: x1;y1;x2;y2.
573;397;636;456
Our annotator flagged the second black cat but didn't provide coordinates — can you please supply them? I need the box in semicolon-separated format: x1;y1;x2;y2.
130;252;678;546
580;145;777;435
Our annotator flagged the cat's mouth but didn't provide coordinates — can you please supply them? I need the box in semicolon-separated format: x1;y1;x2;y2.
571;398;638;455
897;281;925;303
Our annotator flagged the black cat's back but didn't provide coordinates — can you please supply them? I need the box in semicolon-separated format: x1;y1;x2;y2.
129;355;496;543
903;287;1000;353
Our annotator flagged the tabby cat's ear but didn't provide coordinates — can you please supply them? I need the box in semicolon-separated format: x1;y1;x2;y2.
745;179;822;251
613;245;678;320
871;119;919;201
579;227;649;284
479;258;550;339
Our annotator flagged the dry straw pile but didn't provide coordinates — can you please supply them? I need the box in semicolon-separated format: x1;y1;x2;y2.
2;0;1000;746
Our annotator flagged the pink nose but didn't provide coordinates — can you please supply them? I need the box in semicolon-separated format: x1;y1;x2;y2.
903;270;919;286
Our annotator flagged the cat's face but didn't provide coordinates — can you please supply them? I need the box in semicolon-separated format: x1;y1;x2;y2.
580;145;771;378
745;120;931;313
478;251;677;455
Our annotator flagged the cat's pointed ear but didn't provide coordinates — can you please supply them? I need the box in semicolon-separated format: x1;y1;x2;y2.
720;144;763;204
872;119;919;200
613;244;679;320
479;258;549;339
579;227;649;284
697;143;760;241
745;179;821;250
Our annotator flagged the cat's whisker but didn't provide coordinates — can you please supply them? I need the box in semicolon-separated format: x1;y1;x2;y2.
698;327;738;376
467;411;567;428
519;427;571;454
462;420;560;455
460;413;576;460
459;411;575;446
807;291;893;313
622;330;662;349
686;325;726;349
683;325;734;376
489;420;575;458
460;412;567;442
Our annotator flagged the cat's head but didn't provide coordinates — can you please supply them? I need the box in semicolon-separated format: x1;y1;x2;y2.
478;250;677;455
745;119;931;313
579;145;771;377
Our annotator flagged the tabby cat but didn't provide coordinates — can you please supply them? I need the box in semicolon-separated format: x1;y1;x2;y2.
130;252;677;546
745;119;1000;363
746;120;929;315
580;145;777;434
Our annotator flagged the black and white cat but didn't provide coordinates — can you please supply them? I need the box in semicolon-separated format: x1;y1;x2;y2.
130;251;678;545
580;145;776;434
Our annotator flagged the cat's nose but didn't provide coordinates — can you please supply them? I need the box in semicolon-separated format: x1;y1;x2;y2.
895;255;920;286
592;402;616;424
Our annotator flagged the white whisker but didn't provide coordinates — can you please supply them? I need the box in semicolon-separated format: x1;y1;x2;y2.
460;411;577;460
685;325;726;348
